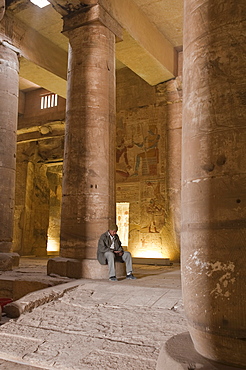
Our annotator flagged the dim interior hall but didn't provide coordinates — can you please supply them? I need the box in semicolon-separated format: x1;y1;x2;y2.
0;0;245;368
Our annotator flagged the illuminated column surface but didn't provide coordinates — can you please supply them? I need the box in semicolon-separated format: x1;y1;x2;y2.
181;0;246;367
48;5;122;278
0;42;19;270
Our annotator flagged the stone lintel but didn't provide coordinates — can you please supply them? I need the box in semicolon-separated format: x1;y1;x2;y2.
62;4;122;41
0;12;67;81
19;58;67;99
17;121;65;143
47;257;126;279
107;0;175;82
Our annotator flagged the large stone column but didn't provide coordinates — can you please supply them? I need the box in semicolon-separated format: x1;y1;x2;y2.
0;41;20;270
0;0;5;21
181;0;246;367
48;5;122;278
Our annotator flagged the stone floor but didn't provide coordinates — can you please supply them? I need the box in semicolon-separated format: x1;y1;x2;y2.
0;259;242;369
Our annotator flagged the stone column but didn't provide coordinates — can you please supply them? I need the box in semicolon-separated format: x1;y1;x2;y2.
48;5;122;278
0;0;5;22
0;41;20;270
182;0;246;367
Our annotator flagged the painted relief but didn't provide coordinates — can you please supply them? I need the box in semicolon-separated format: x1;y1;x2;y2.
137;233;164;258
116;115;161;181
116;179;168;259
140;181;166;234
116;128;133;180
116;106;169;259
132;125;160;176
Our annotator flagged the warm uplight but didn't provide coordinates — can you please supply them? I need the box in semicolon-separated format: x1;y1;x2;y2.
30;0;50;8
134;250;164;259
47;238;60;253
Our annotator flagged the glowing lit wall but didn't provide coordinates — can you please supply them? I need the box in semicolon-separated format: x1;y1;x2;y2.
116;203;129;247
46;166;62;254
116;67;182;262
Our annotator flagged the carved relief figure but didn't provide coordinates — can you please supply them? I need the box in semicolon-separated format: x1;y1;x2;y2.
132;125;160;176
116;129;133;179
141;181;166;233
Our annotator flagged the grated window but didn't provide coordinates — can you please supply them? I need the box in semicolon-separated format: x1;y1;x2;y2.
41;93;58;109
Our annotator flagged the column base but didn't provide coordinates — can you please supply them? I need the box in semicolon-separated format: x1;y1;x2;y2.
189;325;246;369
156;332;245;370
0;253;20;271
47;257;126;279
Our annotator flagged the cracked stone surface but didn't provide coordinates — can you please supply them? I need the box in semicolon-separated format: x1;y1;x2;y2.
0;264;186;369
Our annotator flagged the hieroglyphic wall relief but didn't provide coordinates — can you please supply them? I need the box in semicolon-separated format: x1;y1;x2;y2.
116;71;169;258
116;106;165;182
116;66;182;261
140;180;166;234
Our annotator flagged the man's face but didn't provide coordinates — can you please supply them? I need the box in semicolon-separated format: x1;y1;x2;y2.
109;229;117;236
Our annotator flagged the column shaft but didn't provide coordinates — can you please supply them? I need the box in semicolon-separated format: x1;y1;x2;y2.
0;43;19;253
60;22;116;260
182;0;246;367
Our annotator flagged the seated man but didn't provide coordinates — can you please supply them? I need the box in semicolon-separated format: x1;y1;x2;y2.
97;224;136;281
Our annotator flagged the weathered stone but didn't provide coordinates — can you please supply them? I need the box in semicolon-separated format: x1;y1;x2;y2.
47;257;126;279
56;8;120;275
80;259;126;279
0;43;19;257
116;67;182;262
0;266;186;369
182;0;246;367
0;253;19;271
47;257;71;277
3;253;20;267
157;332;241;370
3;280;80;318
0;254;13;271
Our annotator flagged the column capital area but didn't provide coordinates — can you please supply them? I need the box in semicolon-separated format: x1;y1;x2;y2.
62;4;122;41
49;0;97;17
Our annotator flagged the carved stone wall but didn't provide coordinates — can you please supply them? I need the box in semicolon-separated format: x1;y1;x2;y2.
14;87;65;256
14;142;50;256
47;166;63;255
116;60;182;261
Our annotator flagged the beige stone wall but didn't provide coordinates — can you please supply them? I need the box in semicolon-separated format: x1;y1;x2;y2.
46;166;63;255
14;142;50;256
116;60;182;261
14;89;65;256
18;88;66;129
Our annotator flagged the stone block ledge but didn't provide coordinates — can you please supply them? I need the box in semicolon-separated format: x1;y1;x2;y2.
3;280;80;318
47;257;126;279
0;252;20;271
132;257;171;265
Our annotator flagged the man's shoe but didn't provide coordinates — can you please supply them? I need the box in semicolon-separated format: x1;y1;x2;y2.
126;273;136;280
109;276;118;281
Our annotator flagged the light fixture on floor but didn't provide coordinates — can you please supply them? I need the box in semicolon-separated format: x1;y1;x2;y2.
30;0;50;8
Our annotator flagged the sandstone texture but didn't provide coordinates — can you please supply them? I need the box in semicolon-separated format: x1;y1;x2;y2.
0;264;186;369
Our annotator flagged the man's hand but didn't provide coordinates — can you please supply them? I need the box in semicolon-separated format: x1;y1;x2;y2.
114;251;123;256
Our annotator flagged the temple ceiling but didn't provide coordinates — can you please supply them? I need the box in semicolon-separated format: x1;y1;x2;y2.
3;0;183;93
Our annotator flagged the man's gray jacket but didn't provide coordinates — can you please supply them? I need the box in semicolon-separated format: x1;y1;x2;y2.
97;231;124;265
